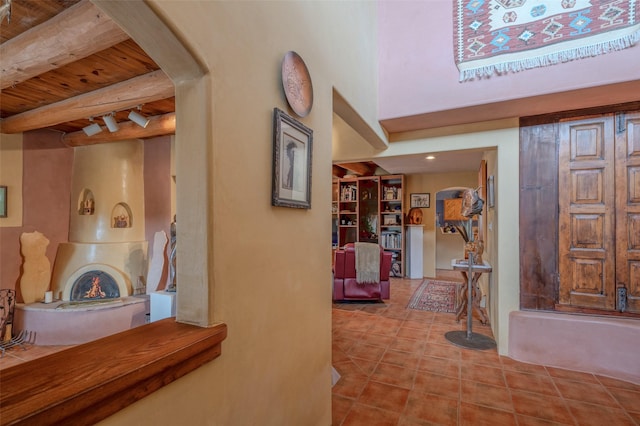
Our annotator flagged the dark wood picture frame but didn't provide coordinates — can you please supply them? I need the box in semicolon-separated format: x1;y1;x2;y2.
271;108;313;209
0;186;6;218
410;192;430;208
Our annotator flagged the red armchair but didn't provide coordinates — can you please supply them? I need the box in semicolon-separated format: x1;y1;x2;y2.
333;243;392;301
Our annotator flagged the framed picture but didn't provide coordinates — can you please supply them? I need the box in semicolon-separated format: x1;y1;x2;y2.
0;186;6;218
272;108;313;209
410;193;430;208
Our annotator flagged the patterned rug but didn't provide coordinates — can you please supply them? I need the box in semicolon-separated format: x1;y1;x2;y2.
454;0;640;81
407;280;459;313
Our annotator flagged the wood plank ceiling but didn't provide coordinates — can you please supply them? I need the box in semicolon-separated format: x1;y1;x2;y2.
0;0;176;146
0;0;380;177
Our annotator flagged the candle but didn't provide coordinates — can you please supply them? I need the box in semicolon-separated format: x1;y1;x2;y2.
44;291;53;304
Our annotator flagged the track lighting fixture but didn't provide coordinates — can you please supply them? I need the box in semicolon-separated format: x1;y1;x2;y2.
128;107;150;128
82;118;102;137
102;112;119;133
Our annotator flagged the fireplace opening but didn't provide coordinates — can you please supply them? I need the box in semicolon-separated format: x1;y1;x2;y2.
70;271;120;301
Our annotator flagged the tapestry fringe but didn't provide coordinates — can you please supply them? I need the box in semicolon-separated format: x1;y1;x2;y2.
460;30;640;82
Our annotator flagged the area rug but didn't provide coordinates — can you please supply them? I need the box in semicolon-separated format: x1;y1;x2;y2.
407;280;459;313
454;0;640;81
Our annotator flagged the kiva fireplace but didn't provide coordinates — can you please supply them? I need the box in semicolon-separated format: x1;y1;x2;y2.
15;141;151;345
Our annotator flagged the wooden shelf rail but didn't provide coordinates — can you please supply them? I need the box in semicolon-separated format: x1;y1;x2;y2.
0;319;227;425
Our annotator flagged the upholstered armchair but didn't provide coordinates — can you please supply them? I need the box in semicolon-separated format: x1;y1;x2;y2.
333;243;392;301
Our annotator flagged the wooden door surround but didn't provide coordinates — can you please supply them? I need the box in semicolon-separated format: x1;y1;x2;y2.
520;102;640;316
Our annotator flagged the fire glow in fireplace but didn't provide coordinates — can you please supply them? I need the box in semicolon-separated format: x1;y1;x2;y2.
70;271;120;301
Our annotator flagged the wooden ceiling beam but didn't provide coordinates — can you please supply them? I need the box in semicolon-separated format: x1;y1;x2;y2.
336;162;373;176
61;112;176;146
0;70;174;134
0;0;130;90
332;165;347;178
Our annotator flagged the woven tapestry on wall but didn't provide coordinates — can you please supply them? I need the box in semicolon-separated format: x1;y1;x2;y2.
454;0;640;81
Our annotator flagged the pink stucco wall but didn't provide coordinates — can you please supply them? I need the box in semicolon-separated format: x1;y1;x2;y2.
0;131;73;299
143;136;172;290
378;1;640;120
510;311;640;384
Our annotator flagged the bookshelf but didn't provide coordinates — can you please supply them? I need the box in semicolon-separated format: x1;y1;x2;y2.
335;175;405;277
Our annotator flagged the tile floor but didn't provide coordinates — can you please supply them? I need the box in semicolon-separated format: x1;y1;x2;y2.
332;277;640;426
2;277;639;425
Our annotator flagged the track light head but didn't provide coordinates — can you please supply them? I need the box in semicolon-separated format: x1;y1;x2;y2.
128;109;150;128
82;118;102;137
102;113;119;133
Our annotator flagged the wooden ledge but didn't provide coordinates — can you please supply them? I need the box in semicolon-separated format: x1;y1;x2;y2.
0;319;227;425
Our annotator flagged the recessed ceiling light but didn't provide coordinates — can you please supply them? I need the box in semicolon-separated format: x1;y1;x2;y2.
425;155;435;160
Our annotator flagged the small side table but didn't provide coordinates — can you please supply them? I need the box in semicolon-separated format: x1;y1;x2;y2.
452;258;492;325
445;254;496;350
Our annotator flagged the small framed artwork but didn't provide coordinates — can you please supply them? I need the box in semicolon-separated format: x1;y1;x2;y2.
272;108;313;209
0;186;6;218
410;193;430;208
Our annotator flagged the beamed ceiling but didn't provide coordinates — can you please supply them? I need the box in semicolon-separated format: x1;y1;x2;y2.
0;0;175;147
0;0;485;177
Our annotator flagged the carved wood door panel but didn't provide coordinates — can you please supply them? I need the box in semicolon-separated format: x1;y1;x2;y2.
559;112;640;313
559;116;616;310
615;111;640;314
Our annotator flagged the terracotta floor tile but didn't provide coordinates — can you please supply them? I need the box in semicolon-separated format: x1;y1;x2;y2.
341;402;401;426
429;322;463;335
358;380;410;413
402;318;432;331
459;402;516;426
405;310;435;322
565;399;636;426
334;359;368;378
368;323;401;336
350;356;380;376
403;391;458;425
370;362;417;389
459;347;501;367
381;309;409;320
460;362;505;387
333;347;351;363
597;375;640;392
545;366;598;383
359;332;394;349
432;312;459;324
389;336;426;354
347;342;387;363
606;387;640;412
627;410;640;424
332;372;369;399
332;278;640;425
460;380;513;412
515;415;574;425
510;390;574;424
417;355;460;379
332;394;355;426
500;356;550;376
504;370;559;397
397;416;437;426
554;377;618;407
413;370;460;400
381;349;422;370
421;342;461;360
397;326;428;339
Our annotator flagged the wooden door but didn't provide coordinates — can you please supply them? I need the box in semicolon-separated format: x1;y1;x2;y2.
559;116;616;310
615;111;640;313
